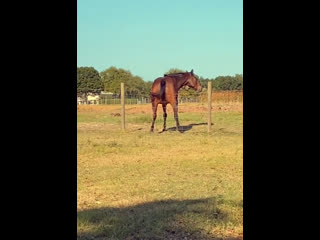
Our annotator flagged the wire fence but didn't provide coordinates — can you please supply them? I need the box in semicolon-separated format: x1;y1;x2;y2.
77;91;243;105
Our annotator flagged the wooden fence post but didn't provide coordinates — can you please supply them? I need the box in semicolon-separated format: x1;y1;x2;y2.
208;81;212;132
121;82;125;130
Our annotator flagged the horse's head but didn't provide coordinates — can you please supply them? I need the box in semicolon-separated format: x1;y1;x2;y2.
185;69;202;92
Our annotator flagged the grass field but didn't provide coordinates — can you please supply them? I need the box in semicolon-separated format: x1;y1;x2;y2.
77;102;243;240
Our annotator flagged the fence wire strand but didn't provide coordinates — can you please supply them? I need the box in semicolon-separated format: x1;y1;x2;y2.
77;91;243;105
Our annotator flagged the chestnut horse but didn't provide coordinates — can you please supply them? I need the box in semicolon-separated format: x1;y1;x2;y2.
150;69;202;132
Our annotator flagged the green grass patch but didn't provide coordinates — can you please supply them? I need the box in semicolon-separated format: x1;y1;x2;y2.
77;103;243;239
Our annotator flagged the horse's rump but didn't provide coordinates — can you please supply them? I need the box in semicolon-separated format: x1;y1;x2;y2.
151;78;166;101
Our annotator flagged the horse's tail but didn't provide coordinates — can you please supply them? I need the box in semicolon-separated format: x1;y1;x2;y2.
159;79;166;101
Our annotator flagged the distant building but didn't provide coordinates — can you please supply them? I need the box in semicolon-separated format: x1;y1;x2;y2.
87;94;100;104
77;97;84;105
100;91;113;95
77;92;104;105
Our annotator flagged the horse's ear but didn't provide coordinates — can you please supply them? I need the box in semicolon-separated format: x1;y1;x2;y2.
191;69;194;74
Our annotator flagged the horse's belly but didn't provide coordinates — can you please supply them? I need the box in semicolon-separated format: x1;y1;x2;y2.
160;100;169;105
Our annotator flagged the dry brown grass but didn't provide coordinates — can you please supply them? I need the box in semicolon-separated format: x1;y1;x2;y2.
77;102;242;115
200;91;243;103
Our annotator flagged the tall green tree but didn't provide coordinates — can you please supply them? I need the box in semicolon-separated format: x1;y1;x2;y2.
100;66;149;97
212;74;243;90
199;76;211;91
77;67;103;103
232;74;243;90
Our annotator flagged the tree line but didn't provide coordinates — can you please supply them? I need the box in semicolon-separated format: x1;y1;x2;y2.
77;66;243;103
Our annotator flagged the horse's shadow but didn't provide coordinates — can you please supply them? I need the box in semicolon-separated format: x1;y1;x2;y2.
161;123;213;133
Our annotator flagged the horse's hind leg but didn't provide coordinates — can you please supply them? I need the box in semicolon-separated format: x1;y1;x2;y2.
162;104;167;132
150;101;159;132
172;103;181;132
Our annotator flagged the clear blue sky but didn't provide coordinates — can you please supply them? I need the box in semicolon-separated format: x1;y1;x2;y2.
77;0;243;82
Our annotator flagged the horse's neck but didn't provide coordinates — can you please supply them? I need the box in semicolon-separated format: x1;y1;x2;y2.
175;76;188;90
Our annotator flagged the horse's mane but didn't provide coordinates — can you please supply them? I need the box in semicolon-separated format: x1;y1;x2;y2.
164;72;188;77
